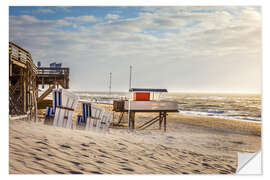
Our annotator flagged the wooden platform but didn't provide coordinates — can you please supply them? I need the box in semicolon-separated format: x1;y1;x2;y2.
37;67;69;89
113;100;179;131
113;100;179;112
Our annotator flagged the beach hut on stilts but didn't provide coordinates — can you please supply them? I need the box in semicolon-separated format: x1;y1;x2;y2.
113;88;178;131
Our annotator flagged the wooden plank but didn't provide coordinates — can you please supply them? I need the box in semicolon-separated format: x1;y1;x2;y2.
164;112;167;132
140;117;160;130
37;84;55;103
159;112;162;130
124;100;178;111
11;59;26;69
138;116;159;129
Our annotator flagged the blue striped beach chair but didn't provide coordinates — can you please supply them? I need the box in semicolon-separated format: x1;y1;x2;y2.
44;88;63;125
53;88;78;129
77;101;91;126
85;103;105;131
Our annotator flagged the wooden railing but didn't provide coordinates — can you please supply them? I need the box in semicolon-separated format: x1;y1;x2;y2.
37;67;69;76
9;42;38;74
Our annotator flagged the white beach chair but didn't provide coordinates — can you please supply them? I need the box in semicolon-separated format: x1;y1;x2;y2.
85;103;104;131
53;88;78;129
98;112;113;132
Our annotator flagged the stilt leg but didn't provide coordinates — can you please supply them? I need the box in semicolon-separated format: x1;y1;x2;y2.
164;112;167;132
159;112;162;130
129;111;135;129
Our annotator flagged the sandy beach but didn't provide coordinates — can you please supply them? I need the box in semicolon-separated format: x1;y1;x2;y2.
9;102;261;174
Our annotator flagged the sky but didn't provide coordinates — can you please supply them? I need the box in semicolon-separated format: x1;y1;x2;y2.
9;6;261;93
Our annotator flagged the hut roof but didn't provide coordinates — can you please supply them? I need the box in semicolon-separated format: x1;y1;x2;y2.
129;88;168;92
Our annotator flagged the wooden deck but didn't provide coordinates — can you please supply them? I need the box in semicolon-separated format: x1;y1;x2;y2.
37;67;69;89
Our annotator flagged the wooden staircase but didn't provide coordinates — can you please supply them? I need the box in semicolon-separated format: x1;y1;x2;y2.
37;84;56;103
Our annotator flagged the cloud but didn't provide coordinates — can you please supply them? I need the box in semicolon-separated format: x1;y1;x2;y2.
9;7;261;92
36;8;55;14
105;14;120;20
65;15;98;23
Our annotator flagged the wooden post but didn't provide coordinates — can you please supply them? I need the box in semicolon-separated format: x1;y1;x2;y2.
159;112;162;130
164;112;167;132
23;69;27;113
132;112;135;129
129;111;135;129
42;77;44;89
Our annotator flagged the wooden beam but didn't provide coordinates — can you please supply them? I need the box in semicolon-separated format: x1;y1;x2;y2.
164;112;167;132
11;59;26;69
140;117;160;130
128;111;135;129
159;112;163;130
138;116;159;129
37;84;56;103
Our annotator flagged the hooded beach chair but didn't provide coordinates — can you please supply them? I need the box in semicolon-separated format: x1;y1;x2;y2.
96;112;113;132
85;103;104;131
76;101;91;129
53;88;78;129
44;89;62;125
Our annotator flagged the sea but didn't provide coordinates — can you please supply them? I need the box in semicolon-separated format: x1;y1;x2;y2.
74;91;261;123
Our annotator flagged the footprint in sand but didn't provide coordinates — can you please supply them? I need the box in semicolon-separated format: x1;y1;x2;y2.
70;161;80;166
81;143;89;147
35;141;48;146
98;149;107;154
100;154;109;158
60;144;72;149
34;157;44;161
189;162;198;165
121;167;134;172
219;170;231;174
28;152;36;156
54;170;64;174
192;170;200;173
119;161;127;164
69;170;83;174
118;143;127;147
231;141;244;145
33;148;42;152
202;163;211;168
90;171;102;174
226;165;236;172
96;160;104;164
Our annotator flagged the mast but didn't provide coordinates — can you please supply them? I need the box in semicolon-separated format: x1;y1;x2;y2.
109;72;112;95
129;65;132;90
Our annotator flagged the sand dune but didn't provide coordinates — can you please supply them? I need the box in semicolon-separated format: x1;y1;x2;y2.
9;110;261;174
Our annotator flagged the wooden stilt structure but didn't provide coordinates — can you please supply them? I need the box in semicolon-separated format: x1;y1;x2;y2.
9;42;70;121
113;97;178;132
9;42;38;121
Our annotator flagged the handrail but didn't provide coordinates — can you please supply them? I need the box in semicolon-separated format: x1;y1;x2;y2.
9;42;38;74
37;67;69;76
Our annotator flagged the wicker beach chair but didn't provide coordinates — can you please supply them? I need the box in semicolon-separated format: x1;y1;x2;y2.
53;88;78;129
85;104;104;131
97;112;113;132
76;101;91;129
44;89;62;125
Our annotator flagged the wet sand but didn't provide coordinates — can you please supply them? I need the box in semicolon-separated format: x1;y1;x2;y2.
9;103;261;174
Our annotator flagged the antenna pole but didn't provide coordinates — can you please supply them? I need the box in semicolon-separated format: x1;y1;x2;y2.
129;65;132;90
109;72;112;95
